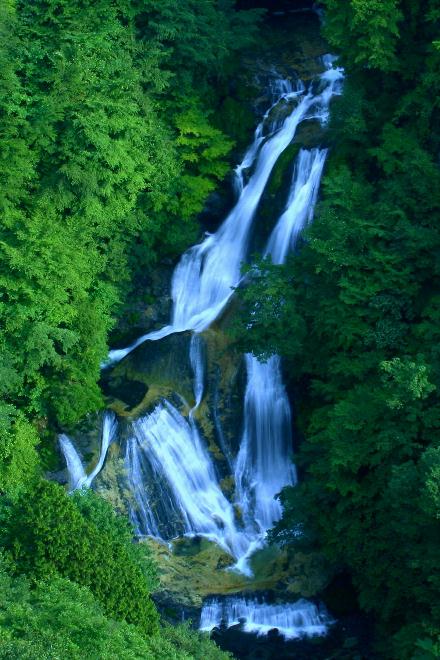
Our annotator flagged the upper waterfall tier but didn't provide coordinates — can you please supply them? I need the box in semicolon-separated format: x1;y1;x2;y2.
106;58;343;365
265;147;328;263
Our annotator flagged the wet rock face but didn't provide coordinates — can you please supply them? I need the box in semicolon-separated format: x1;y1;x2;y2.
109;263;174;349
94;324;249;536
100;331;195;416
202;327;247;463
143;534;330;615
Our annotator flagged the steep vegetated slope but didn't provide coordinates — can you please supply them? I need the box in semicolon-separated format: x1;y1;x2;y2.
232;1;440;657
0;0;261;656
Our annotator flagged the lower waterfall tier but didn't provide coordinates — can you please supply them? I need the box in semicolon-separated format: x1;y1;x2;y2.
199;596;332;640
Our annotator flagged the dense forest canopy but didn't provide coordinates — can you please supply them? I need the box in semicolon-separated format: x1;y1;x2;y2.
232;1;440;657
0;0;260;466
0;0;261;656
0;0;439;658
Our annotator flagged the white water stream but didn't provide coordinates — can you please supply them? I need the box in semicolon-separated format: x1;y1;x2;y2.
235;354;297;535
199;597;332;639
126;402;254;569
265;147;328;263
59;411;117;491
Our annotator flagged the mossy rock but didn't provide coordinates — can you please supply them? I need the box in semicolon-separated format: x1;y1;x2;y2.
267;141;301;199
146;538;253;609
201;326;247;462
94;442;130;518
147;535;330;611
262;12;328;81
101;331;194;417
219;475;235;499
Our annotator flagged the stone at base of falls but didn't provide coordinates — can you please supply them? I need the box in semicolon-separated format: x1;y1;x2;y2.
145;537;330;611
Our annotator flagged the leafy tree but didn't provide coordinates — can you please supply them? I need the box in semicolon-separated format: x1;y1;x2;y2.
0;408;39;497
0;567;230;659
0;0;260;433
323;0;403;70
0;482;159;634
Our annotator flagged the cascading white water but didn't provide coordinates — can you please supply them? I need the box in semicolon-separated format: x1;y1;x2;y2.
199;597;332;639
265;148;328;264
234;79;305;196
235;354;297;536
169;92;314;335
56;57;347;645
59;434;87;492
59;411;117;491
230;61;343;554
170;62;341;336
125;334;255;555
106;60;342;365
231;152;328;545
125;402;253;569
189;334;205;410
125;436;162;538
105;75;335;365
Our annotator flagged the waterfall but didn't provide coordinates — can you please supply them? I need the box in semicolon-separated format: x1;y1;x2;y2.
106;64;342;364
199;597;332;639
231;62;343;548
169;90;314;335
125;402;253;570
265;148;328;264
125;435;164;538
107;59;344;576
189;334;205;410
235;355;297;536
59;434;87;492
231;152;328;541
234;79;305;196
59;411;117;491
60;60;345;610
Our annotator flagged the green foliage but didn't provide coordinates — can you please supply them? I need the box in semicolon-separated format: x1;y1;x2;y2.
231;258;305;360
174;103;235;220
233;2;440;656
0;2;258;657
0;570;158;659
0;408;39;497
0;566;230;659
0;481;159;634
0;0;260;435
133;0;261;92
159;623;232;660
323;0;403;70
